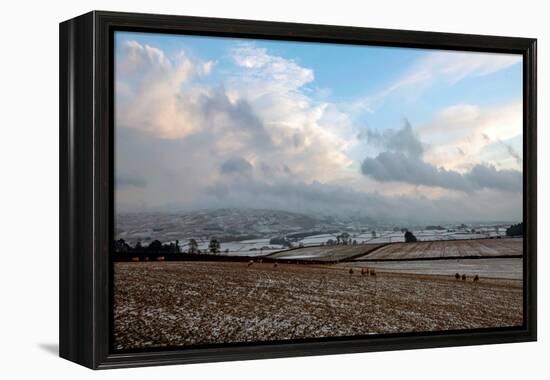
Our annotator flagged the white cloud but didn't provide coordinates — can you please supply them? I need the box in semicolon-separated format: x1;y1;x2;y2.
116;40;208;139
402;51;521;87
418;101;523;171
115;40;522;223
225;44;354;183
119;40;172;72
356;50;522;112
116;40;357;211
231;44;314;93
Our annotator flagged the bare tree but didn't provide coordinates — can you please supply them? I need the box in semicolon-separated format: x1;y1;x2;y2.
188;239;199;254
208;238;221;254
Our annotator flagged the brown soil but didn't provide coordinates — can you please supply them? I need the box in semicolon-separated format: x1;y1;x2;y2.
113;261;523;350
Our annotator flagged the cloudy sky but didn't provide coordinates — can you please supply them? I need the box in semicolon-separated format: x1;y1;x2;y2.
115;31;523;223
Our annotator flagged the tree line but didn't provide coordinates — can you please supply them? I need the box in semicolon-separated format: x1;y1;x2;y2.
506;222;523;237
114;238;225;255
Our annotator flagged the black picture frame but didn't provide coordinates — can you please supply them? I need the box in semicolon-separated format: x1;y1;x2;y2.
59;10;537;369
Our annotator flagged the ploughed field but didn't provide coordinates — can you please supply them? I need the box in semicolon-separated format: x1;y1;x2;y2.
263;238;522;263
267;243;385;261
113;261;523;350
353;238;523;261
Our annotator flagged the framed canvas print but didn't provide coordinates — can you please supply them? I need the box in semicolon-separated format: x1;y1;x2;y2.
59;11;537;369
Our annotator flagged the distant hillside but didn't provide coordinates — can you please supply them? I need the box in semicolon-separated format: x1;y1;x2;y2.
115;208;353;244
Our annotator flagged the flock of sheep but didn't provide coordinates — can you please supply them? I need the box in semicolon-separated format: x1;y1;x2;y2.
348;267;376;277
246;259;480;282
455;273;480;282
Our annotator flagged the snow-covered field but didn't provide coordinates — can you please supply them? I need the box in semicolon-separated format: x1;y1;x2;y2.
341;258;523;280
196;238;281;256
113;261;523;350
299;229;507;245
116;210;514;256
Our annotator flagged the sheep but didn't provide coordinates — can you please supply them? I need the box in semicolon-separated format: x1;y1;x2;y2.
247;260;254;267
361;267;369;276
455;273;460;280
461;274;467;281
473;274;479;282
131;257;140;262
349;268;354;275
156;256;165;261
370;269;377;277
273;262;278;268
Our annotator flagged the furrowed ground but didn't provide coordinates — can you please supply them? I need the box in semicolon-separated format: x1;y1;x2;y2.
353;238;523;261
113;261;523;350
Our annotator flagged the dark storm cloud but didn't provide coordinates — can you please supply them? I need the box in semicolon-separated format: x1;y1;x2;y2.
258;161;294;177
201;176;521;223
361;119;424;158
197;88;273;149
204;178;397;218
361;122;522;193
220;157;253;175
467;164;522;192
361;152;473;191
